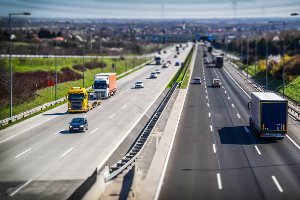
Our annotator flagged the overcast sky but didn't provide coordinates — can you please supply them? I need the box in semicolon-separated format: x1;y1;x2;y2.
0;0;300;19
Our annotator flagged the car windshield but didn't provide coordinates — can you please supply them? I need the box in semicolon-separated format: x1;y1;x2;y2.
94;80;107;89
71;118;84;123
68;93;85;100
194;77;200;80
136;81;142;84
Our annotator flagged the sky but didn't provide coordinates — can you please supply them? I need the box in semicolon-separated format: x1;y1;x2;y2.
0;0;300;19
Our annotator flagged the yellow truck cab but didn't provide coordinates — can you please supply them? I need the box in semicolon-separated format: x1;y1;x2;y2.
67;87;89;113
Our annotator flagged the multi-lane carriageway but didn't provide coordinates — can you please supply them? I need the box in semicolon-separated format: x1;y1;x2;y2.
0;43;192;199
158;45;300;200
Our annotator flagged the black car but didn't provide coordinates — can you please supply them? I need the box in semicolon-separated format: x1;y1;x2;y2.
69;117;88;132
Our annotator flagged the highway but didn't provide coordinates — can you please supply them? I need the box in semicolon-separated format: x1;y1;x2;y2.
158;44;300;200
0;44;191;199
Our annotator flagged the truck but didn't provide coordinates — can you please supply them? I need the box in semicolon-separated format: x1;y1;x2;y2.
93;73;117;98
215;56;224;67
176;46;179;52
154;56;162;65
248;92;288;139
67;87;101;113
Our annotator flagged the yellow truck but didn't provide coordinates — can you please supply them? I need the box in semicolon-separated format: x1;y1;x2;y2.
67;87;101;113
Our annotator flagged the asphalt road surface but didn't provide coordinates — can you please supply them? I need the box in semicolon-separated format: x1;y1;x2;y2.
0;44;191;199
158;44;300;200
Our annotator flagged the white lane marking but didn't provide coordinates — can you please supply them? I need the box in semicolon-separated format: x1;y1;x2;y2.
204;86;207;88
231;104;235;108
237;113;241;118
109;114;116;119
224;90;227;94
255;145;262;155
206;95;208;99
224;68;251;98
15;148;32;158
217;173;223;190
145;113;150;118
61;147;74;158
244;127;250;133
0;116;57;144
122;105;127;109
207;103;210;107
272;176;284;192
210;125;213;132
54;129;64;135
208;112;211;117
83;115;87;117
287;135;300;150
228;96;231;100
97;105;103;109
9;179;32;196
132;97;136;100
90;128;98;135
213;144;216;153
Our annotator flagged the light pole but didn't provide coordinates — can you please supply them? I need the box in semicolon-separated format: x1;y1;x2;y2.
54;21;58;100
83;43;86;88
265;36;268;91
9;12;31;120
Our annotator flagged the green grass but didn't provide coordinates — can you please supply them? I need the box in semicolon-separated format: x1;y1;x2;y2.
280;76;300;102
181;65;191;89
0;57;151;120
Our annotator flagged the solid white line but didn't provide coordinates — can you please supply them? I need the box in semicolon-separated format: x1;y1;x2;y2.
9;179;32;196
61;147;74;158
255;145;262;155
122;105;127;109
15;148;32;158
287;135;300;150
224;68;251;98
0;116;57;144
89;128;98;135
210;125;213;132
237;113;241;118
213;144;216;153
217;173;222;190
54;129;64;135
272;176;284;192
109;114;116;119
208;112;211;117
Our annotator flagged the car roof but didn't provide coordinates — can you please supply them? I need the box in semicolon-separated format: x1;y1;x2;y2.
194;77;201;79
136;81;143;83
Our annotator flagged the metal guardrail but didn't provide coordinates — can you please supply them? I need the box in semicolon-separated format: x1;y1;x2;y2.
105;82;179;182
228;61;300;121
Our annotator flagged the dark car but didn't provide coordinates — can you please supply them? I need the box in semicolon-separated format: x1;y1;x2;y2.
69;117;88;132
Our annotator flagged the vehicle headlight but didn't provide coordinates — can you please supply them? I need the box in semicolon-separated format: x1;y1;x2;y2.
80;125;84;128
69;125;73;128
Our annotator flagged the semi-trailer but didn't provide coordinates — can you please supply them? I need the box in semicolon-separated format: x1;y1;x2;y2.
248;92;288;139
93;73;117;98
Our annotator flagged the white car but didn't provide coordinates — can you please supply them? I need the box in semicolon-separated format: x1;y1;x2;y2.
212;78;221;87
155;69;161;74
193;77;202;84
162;63;169;68
135;81;144;88
150;72;158;78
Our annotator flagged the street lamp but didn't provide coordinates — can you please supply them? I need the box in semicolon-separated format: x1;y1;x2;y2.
54;21;58;100
9;12;31;120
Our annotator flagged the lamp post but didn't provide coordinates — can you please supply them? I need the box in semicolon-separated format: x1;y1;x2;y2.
54;21;58;100
265;36;268;91
9;12;31;120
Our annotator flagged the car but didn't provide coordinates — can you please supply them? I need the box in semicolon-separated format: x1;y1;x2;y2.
69;117;88;132
167;60;171;64
163;50;167;54
135;81;144;88
177;51;180;55
150;72;158;78
175;61;180;66
212;78;221;87
155;69;161;74
162;63;169;68
193;77;202;84
174;55;177;58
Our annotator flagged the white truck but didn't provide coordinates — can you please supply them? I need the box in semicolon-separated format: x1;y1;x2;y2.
93;73;117;98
